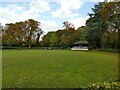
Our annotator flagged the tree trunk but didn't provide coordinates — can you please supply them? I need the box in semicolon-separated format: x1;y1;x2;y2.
29;44;31;48
36;36;40;45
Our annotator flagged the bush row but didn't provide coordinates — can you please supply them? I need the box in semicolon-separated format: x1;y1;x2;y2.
80;81;120;90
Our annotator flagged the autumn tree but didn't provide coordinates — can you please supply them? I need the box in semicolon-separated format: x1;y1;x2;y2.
42;22;79;48
2;19;41;48
7;35;15;47
23;19;40;48
3;23;16;45
99;2;119;48
14;22;24;46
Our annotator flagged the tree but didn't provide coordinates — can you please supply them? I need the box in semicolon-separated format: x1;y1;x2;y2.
86;2;107;48
3;23;16;45
7;35;15;47
42;25;79;48
77;26;87;41
63;21;74;30
42;32;51;47
99;2;119;48
42;21;82;48
85;2;119;49
0;23;3;45
14;22;24;46
49;32;59;47
22;19;41;48
36;28;43;46
2;19;42;47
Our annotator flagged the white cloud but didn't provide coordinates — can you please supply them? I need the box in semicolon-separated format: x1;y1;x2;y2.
51;0;83;18
0;8;59;34
68;16;89;29
0;5;60;33
0;6;23;25
40;20;62;34
0;0;89;34
7;4;25;11
29;0;51;13
0;7;37;25
0;0;51;25
52;8;79;18
59;0;82;10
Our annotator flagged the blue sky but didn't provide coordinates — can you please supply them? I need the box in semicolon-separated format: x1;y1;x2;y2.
0;0;103;34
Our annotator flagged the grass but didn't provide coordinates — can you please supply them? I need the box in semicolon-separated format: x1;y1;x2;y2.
2;50;118;88
0;50;2;89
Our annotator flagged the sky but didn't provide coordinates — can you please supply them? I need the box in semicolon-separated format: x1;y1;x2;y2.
0;0;106;34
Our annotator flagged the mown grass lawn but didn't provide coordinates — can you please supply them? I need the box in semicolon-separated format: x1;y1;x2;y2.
2;50;118;88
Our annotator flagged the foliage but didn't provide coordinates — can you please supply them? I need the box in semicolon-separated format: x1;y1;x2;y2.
42;22;84;48
63;21;74;30
85;2;119;49
6;35;15;46
0;23;3;45
80;81;120;89
49;32;58;47
2;19;43;48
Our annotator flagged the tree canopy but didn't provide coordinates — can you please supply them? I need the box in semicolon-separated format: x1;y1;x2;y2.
2;19;43;48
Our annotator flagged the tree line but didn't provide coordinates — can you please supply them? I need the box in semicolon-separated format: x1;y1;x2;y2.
41;2;119;49
1;19;43;48
41;22;86;48
1;2;119;49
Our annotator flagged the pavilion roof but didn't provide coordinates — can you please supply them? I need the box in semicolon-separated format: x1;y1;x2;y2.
73;41;88;45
